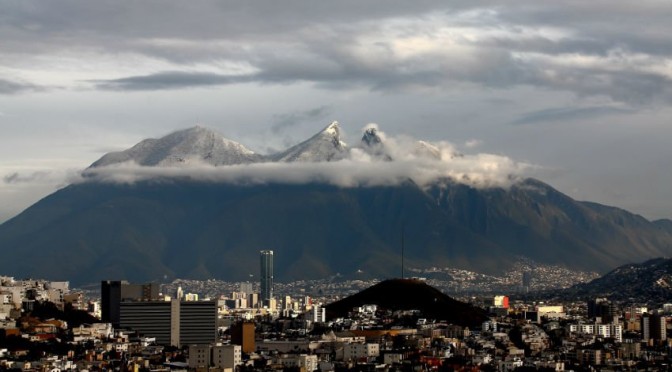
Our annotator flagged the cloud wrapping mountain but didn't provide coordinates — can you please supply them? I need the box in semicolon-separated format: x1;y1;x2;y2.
2;124;672;285
82;123;529;188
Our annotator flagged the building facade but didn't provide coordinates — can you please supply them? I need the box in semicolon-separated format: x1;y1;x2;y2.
101;280;159;327
231;321;255;354
189;344;241;370
118;299;217;347
260;250;274;306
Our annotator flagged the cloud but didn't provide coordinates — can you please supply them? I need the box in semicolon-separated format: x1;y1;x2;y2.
82;157;527;190
92;71;252;91
3;171;51;184
464;139;482;148
4;2;672;106
511;106;634;125
81;126;529;189
80;25;672;106
0;78;41;95
0;168;84;223
2;169;84;189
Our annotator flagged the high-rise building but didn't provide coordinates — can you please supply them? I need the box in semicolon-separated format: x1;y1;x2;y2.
101;280;159;327
240;282;254;295
248;293;259;308
312;305;326;323
119;299;217;347
522;271;532;292
641;313;651;341
588;298;617;322
102;280;214;347
231;321;256;353
641;313;667;342
260;250;274;306
101;280;123;327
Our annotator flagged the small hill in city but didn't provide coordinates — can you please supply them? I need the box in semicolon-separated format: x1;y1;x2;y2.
557;257;672;304
325;278;488;327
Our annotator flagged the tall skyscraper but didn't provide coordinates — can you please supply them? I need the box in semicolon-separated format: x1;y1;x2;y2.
260;250;274;306
522;271;533;292
101;280;123;327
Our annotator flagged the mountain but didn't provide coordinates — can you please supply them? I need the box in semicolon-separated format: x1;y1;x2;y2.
361;127;383;149
427;178;672;272
91;126;261;167
0;124;671;285
360;126;390;160
653;219;672;233
414;141;442;160
271;121;348;162
325;279;488;327
554;258;672;304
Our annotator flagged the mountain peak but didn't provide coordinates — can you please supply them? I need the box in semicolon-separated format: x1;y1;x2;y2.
361;126;382;147
322;121;340;136
360;126;392;160
271;121;348;162
90;126;260;167
414;140;442;160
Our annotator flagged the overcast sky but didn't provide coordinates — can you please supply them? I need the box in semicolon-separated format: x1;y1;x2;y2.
1;1;672;223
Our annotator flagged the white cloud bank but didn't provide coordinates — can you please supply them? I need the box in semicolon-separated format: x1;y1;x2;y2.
80;125;531;189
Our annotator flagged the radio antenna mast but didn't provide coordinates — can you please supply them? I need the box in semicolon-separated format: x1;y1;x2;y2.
401;223;405;279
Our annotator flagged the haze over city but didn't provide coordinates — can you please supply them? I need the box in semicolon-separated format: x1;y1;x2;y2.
2;1;672;223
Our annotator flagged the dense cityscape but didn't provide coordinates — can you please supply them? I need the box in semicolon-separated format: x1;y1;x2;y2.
3;2;672;371
1;250;671;371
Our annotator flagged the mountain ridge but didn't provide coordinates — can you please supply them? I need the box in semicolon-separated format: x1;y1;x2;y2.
0;176;670;285
91;126;262;167
552;257;672;304
271;121;348;162
0;123;671;285
87;122;463;169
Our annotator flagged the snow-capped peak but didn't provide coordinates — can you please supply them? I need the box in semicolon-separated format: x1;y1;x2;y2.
90;126;261;167
414;140;442;160
271;121;349;162
323;121;341;137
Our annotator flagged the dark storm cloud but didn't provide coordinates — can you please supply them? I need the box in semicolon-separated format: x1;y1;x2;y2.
511;106;633;126
509;65;672;106
495;3;672;56
4;1;672;105
0;1;445;39
92;71;253;91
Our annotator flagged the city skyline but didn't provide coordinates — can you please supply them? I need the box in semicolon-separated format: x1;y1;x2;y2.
3;273;672;370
